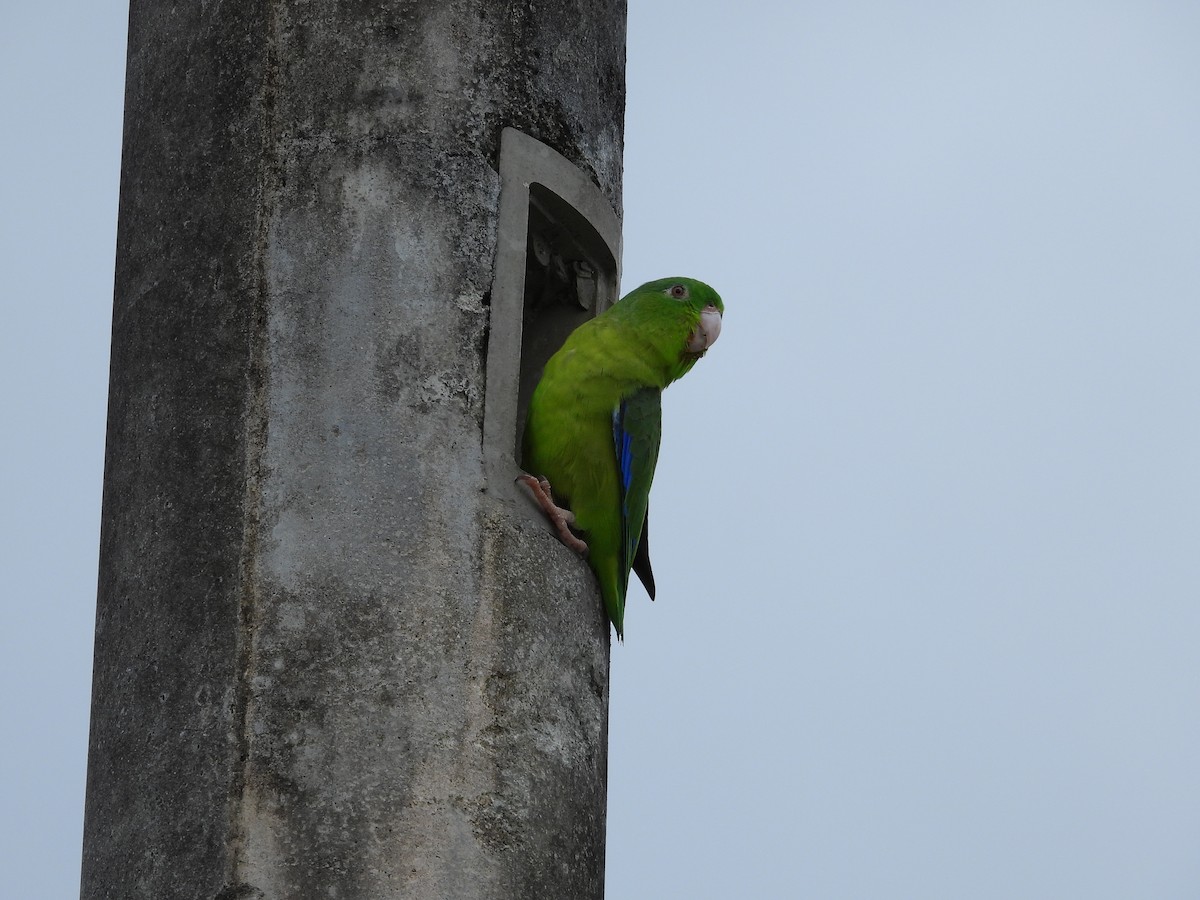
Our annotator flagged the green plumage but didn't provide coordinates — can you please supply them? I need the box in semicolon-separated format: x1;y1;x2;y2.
522;276;725;637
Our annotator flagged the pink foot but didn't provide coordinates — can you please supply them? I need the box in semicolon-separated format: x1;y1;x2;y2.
517;474;589;556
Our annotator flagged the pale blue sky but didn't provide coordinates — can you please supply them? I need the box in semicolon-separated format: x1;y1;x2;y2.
4;2;1199;898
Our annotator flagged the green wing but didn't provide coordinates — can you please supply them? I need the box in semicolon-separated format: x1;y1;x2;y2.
612;388;661;605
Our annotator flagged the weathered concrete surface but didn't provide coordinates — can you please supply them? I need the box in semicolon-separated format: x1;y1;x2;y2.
82;2;626;898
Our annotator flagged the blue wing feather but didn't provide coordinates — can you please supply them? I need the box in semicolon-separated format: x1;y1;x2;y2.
612;391;661;600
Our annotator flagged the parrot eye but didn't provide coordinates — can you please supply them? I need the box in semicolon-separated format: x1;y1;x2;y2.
667;284;689;300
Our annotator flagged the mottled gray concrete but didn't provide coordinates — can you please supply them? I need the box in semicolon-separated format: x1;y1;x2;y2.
82;2;626;898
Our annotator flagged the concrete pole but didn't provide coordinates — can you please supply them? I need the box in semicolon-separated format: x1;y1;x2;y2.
81;3;626;898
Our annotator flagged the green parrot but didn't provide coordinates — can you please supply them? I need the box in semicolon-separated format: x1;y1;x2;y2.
520;276;724;638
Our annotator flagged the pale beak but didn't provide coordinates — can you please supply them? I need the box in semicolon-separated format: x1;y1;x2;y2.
686;304;723;355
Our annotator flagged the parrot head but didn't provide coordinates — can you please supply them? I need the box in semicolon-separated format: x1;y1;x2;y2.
622;276;724;373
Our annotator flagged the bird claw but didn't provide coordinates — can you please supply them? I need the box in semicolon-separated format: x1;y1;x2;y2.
517;474;590;557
